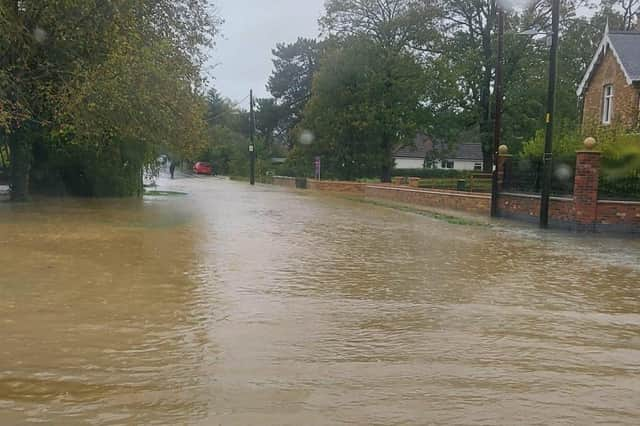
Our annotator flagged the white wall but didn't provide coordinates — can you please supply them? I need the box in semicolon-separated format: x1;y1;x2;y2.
435;160;482;171
394;158;424;169
395;157;483;171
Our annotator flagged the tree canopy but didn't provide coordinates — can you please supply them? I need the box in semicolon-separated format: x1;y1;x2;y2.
298;37;425;181
0;0;220;198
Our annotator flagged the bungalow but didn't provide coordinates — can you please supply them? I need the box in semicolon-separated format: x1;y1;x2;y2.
577;21;640;130
393;135;483;171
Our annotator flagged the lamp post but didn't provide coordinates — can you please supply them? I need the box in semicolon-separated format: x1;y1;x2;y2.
539;0;560;228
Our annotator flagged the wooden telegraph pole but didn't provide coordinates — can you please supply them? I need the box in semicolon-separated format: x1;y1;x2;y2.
249;90;256;186
540;0;560;228
491;7;505;218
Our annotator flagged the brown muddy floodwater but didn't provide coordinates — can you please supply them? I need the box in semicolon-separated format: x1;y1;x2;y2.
1;176;640;425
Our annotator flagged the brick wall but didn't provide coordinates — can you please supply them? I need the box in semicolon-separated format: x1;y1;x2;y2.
497;193;575;227
272;176;297;188
273;168;640;233
582;49;640;130
597;200;640;232
365;185;490;214
306;180;368;194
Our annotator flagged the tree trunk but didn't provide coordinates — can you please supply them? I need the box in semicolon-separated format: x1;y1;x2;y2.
381;164;392;183
0;142;7;169
9;137;31;201
380;140;393;183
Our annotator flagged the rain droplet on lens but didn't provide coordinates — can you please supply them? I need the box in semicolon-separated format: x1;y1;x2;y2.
554;163;573;181
299;130;314;145
33;27;47;43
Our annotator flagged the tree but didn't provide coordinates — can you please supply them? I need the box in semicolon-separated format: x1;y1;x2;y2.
0;0;220;199
255;98;284;149
321;0;441;52
266;38;324;146
300;38;425;181
601;0;640;29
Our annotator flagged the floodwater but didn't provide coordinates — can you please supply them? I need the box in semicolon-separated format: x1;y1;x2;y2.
1;176;639;425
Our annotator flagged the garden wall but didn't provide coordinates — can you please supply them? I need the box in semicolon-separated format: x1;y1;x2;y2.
306;179;368;194
596;200;640;232
272;176;297;188
497;193;576;228
365;185;491;214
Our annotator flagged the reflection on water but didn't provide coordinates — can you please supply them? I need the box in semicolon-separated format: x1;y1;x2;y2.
1;177;639;425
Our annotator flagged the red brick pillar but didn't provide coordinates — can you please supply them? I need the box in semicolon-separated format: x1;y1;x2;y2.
574;143;601;230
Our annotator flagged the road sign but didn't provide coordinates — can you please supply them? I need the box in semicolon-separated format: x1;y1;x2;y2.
314;157;321;180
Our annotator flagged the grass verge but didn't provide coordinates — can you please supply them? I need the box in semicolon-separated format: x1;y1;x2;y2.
144;190;188;197
343;196;488;227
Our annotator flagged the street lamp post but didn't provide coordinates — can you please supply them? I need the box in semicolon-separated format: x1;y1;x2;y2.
539;0;560;228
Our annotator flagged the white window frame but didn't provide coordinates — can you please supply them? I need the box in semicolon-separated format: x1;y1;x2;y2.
440;160;454;169
602;84;614;125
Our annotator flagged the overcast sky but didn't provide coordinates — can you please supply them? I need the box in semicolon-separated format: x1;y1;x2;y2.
209;0;326;108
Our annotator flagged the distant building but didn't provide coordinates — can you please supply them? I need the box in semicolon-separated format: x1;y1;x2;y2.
577;22;640;131
393;135;484;171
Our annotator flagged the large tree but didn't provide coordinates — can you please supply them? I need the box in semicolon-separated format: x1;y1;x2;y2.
300;38;425;181
0;0;219;199
321;0;441;52
266;38;324;146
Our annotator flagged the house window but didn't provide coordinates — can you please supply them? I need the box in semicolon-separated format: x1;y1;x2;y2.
441;160;454;169
474;163;482;171
602;84;614;125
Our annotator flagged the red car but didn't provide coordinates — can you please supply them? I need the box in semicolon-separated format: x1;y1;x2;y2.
193;162;213;175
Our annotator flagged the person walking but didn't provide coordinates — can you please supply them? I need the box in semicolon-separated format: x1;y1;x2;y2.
169;161;176;179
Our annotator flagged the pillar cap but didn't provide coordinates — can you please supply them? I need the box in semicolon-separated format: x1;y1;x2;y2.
583;137;597;150
498;145;509;155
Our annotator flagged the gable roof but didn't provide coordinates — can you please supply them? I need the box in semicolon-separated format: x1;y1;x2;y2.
577;24;640;96
394;135;432;158
608;32;640;81
394;135;483;161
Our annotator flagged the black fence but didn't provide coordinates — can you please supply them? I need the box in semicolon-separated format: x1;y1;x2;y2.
599;171;640;201
503;158;575;197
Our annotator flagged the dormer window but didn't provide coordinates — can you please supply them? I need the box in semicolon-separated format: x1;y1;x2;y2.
602;84;614;124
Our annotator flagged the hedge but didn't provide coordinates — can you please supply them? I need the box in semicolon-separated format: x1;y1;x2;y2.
393;168;487;179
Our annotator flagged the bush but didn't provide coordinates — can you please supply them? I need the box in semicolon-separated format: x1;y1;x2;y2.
520;126;640;199
392;168;479;179
418;177;492;192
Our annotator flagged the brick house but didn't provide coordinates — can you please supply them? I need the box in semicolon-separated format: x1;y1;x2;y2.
577;22;640;131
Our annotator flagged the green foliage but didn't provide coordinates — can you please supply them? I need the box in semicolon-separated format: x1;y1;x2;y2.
521;125;584;160
0;0;220;198
321;0;440;52
392;168;478;179
521;125;640;198
298;37;425;181
264;38;325;147
418;178;492;193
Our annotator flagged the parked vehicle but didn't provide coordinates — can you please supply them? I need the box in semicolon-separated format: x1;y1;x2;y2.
193;162;213;175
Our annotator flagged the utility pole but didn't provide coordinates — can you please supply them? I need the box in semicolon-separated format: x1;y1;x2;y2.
249;89;256;186
539;0;560;228
491;7;505;218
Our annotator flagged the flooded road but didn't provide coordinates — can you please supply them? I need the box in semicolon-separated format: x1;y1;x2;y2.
1;176;640;425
